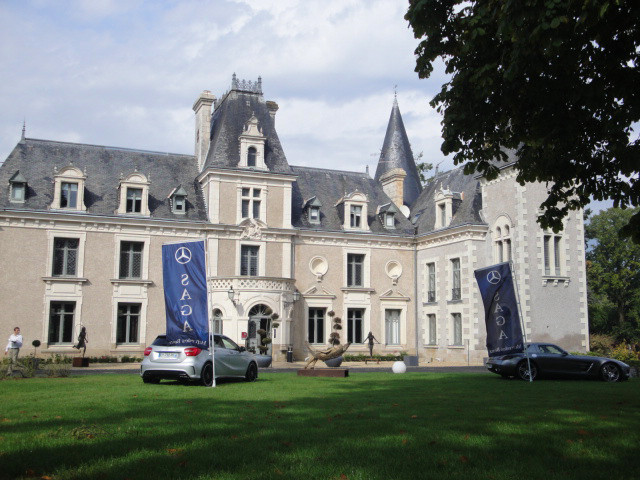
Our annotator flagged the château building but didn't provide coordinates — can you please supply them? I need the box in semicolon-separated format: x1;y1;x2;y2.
0;75;589;363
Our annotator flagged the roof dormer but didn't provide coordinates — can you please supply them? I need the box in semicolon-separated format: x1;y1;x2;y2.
434;186;454;229
304;196;322;225
238;113;267;170
168;185;188;215
377;202;399;229
117;172;150;216
51;165;86;211
8;171;27;203
336;191;369;231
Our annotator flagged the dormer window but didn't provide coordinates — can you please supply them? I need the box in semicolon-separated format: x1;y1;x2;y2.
117;172;150;216
378;202;399;229
168;186;188;215
9;171;27;203
247;147;257;167
239;114;267;170
337;191;369;231
350;205;362;228
304;196;322;225
434;186;457;229
52;166;86;211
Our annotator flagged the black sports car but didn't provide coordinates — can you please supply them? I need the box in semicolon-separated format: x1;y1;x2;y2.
486;343;631;382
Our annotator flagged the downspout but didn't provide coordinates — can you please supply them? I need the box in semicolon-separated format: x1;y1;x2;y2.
413;228;420;359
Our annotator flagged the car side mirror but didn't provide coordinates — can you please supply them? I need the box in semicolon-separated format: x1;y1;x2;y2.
238;346;246;352
562;351;568;356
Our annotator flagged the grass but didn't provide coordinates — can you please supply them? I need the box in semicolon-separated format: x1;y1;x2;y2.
0;372;639;480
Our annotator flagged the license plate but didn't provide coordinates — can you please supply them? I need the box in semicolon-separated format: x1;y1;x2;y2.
159;352;179;359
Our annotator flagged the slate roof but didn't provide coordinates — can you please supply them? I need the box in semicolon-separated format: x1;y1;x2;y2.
203;87;293;175
410;166;485;235
374;99;422;206
0;138;208;221
291;165;415;235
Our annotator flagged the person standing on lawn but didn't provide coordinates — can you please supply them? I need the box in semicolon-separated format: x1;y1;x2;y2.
5;326;23;375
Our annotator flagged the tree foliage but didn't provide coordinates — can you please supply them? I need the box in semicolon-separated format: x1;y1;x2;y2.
405;0;640;241
586;207;640;341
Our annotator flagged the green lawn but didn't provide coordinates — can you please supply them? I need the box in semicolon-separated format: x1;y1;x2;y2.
0;372;639;480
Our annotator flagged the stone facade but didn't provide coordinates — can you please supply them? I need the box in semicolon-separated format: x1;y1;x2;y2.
0;76;589;363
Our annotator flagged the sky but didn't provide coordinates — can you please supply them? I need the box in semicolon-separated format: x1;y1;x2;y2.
0;0;452;176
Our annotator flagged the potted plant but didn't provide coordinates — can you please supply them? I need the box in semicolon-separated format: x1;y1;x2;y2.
324;312;345;367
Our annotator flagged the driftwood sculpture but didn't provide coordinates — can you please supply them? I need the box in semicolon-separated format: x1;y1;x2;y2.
304;342;351;369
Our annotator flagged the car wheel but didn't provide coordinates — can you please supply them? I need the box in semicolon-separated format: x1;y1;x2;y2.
517;360;537;381
143;376;160;384
600;362;621;382
201;363;214;386
245;362;258;382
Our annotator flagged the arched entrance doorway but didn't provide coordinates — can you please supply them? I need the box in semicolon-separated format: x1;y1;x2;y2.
247;304;273;354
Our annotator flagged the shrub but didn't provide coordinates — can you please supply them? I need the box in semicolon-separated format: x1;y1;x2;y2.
46;364;71;377
589;334;615;355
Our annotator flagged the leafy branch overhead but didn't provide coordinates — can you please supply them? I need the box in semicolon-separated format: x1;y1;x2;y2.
405;0;640;241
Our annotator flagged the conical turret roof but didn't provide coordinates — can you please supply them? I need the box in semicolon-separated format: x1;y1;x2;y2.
374;98;422;207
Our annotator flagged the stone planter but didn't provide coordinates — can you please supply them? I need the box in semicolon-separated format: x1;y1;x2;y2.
72;357;89;367
324;356;344;368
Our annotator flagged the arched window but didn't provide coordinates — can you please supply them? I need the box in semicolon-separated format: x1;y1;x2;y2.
493;218;512;263
212;309;223;334
247;147;257;167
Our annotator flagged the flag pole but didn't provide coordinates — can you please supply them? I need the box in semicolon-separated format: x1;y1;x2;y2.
204;237;216;388
509;261;533;382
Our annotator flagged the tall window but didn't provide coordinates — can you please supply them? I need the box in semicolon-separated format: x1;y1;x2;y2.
439;203;446;227
53;238;79;276
347;254;364;287
309;206;320;224
543;234;563;276
117;303;140;344
427;262;436;302
247;147;257;167
350;205;362;228
240;245;259;276
11;183;25;202
212;309;223;334
308;308;325;344
385;309;400;345
119;241;143;279
347;309;364;343
241;188;261;220
494;222;512;263
451;258;461;300
126;188;143;213
48;302;75;344
60;182;78;208
428;314;437;345
452;313;462;346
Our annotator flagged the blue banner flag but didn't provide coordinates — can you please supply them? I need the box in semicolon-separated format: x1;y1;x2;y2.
474;262;524;357
162;241;209;348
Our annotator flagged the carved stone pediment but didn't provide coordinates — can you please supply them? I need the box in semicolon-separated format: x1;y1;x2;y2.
239;217;267;239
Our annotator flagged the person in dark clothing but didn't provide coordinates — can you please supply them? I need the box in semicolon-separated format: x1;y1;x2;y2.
365;331;379;358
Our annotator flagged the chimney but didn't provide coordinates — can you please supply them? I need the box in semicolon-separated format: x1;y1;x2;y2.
379;168;406;210
266;100;279;125
192;90;216;171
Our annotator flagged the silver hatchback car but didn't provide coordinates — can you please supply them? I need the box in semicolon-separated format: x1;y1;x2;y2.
141;334;258;385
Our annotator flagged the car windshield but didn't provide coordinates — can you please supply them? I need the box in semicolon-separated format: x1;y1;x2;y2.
538;344;566;355
152;336;170;346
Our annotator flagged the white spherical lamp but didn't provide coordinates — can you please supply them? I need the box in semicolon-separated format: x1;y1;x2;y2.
392;361;407;374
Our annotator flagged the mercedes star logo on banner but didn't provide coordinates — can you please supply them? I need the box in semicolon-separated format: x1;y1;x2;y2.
175;246;192;264
487;270;501;284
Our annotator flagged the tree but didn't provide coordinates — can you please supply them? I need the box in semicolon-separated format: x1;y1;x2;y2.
405;0;640;241
585;207;640;341
414;151;434;184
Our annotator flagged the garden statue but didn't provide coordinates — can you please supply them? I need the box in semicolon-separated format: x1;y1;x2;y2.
73;326;88;357
304;342;351;369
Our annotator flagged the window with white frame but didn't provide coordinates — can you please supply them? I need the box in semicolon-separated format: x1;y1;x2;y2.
240;245;259;276
385;309;401;345
52;166;86;211
212;309;223;334
452;313;462;346
239;114;266;169
350;205;362;228
494;218;513;263
241;187;262;220
309;206;320;223
428;314;437;345
126;188;143;213
543;233;564;276
9;171;27;203
119;241;143;279
341;192;369;231
308;308;325;344
48;301;75;344
116;303;140;344
117;173;150;216
52;238;79;277
347;253;365;287
347;309;364;343
451;258;461;301
427;262;436;302
247;147;257;167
